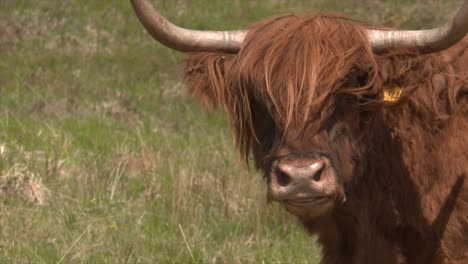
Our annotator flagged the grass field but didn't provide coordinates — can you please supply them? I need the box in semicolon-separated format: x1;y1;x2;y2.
0;0;461;263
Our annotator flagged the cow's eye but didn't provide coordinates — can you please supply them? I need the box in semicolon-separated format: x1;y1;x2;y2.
330;123;346;141
356;73;369;87
262;119;276;153
324;109;346;141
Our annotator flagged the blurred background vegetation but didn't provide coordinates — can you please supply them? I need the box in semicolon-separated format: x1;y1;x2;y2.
0;0;461;263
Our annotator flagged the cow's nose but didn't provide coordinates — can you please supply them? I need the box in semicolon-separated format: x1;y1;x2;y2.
274;159;325;187
268;156;345;207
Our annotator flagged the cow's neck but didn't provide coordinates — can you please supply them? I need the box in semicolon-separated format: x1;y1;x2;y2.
306;116;431;263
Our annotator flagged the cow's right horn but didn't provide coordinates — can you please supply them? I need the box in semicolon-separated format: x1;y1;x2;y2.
368;0;468;54
130;0;247;53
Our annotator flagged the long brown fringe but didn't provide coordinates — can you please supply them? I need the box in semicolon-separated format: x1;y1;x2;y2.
184;14;468;162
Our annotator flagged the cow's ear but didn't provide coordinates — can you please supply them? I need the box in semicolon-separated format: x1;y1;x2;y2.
184;52;233;110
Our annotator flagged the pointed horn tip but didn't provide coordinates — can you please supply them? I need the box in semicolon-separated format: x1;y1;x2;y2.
368;0;468;54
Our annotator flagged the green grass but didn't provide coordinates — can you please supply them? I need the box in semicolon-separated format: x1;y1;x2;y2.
0;0;461;263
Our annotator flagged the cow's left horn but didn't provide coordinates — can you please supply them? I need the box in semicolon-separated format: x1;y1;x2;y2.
130;0;247;53
368;0;468;53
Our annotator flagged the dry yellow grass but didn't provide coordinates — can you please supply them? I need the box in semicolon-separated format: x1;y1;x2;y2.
0;164;49;205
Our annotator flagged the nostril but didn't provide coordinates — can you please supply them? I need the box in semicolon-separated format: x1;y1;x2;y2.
276;170;291;187
312;166;324;182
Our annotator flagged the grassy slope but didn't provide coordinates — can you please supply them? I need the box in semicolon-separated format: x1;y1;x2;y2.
0;0;460;263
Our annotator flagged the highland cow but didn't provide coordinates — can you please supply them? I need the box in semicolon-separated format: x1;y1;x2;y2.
131;0;468;263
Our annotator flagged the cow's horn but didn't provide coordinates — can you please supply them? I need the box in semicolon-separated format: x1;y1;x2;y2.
368;0;468;53
130;0;247;53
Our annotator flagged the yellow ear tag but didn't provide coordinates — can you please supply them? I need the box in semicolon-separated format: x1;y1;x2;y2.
383;85;403;102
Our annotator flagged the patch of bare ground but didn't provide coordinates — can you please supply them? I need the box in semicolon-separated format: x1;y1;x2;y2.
26;90;142;127
96;99;142;129
112;148;161;201
0;20;22;51
0;10;64;44
28;98;83;119
1;7;120;54
116;148;158;178
44;23;117;55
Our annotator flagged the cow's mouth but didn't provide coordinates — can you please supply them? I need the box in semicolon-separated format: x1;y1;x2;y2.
281;195;335;219
282;195;333;211
285;196;330;207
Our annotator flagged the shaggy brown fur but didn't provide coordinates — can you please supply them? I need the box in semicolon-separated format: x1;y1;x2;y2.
184;14;468;264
